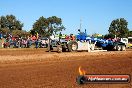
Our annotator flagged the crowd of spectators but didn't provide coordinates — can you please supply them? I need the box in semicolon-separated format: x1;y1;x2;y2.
0;33;48;48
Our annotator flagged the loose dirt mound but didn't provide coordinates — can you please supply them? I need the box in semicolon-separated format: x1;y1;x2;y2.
0;49;132;88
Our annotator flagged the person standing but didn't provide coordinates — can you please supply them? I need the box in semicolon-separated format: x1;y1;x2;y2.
35;39;39;49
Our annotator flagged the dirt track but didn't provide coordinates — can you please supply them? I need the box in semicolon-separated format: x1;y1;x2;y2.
0;49;132;88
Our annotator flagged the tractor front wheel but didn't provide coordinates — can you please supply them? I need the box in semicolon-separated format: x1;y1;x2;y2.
57;45;62;53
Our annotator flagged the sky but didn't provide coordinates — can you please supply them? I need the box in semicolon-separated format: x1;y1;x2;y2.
0;0;132;35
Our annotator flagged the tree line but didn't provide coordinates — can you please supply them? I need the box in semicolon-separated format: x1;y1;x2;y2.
31;16;65;37
0;14;132;38
0;15;65;37
104;18;132;39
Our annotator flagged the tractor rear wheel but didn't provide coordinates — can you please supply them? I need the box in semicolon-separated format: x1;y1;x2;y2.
116;45;121;51
68;41;78;52
121;46;126;51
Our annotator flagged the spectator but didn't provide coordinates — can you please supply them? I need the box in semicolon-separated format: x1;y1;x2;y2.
35;39;39;49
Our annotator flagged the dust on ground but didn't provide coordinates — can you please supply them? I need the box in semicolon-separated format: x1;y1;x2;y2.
0;49;132;88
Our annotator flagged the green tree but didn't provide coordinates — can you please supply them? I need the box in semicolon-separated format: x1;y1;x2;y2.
0;14;23;31
1;28;10;34
30;29;36;35
104;33;115;39
108;18;129;38
47;16;65;36
0;16;7;29
32;16;65;37
33;16;48;36
128;31;132;37
12;30;30;37
12;30;22;37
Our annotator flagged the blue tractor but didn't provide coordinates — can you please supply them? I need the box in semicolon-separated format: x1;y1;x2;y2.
95;39;126;51
76;29;87;41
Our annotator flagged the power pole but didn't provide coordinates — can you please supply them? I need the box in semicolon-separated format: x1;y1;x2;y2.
80;18;82;31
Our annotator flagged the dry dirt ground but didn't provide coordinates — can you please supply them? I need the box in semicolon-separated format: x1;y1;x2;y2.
0;48;132;88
